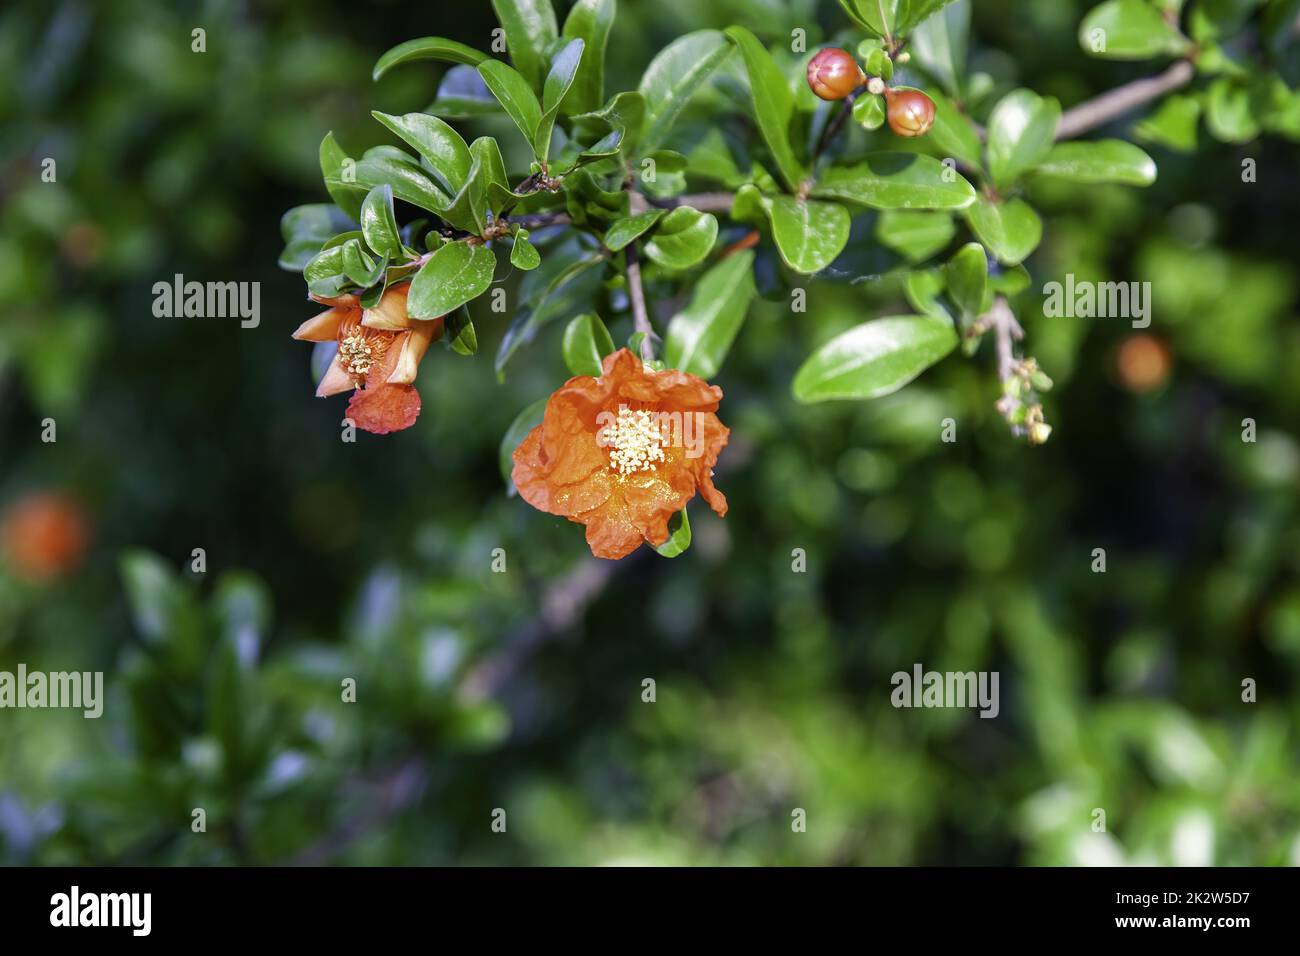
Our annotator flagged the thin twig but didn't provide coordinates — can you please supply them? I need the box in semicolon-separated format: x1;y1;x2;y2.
624;242;656;362
989;295;1024;383
815;88;861;160
1054;60;1195;140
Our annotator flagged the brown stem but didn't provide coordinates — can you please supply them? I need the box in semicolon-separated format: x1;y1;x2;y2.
1054;60;1195;140
814;88;861;161
624;242;656;362
989;295;1024;383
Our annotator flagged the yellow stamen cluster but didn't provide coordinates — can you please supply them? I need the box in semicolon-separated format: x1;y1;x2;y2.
338;331;387;378
606;407;667;476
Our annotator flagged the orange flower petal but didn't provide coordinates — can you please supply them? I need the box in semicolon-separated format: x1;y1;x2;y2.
386;318;443;386
315;359;354;398
293;305;352;342
361;284;414;331
346;383;421;434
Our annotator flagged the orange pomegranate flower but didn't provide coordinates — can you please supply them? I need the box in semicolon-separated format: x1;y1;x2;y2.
512;348;730;560
291;283;443;434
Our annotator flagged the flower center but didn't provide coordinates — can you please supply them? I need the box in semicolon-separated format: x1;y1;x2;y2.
606;407;667;476
337;329;389;379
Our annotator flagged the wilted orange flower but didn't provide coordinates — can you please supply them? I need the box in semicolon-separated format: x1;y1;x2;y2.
291;283;442;434
512;348;730;560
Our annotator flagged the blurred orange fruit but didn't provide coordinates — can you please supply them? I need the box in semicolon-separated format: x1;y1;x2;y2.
2;491;90;583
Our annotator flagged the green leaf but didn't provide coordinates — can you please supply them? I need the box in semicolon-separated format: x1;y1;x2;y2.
813;152;976;209
655;508;692;558
535;39;585;161
445;306;479;355
643;206;718;271
1034;139;1157;185
359;185;405;260
428;65;501;118
904;267;952;320
562;0;615;115
639;30;733;151
371;111;472;194
500;398;549;490
1205;78;1261;142
766;196;851;274
945;241;986;318
1134;93;1201;151
562;313;616;375
725;27;806;193
408;241;497;318
604;209;665;251
925;88;983;169
326;155;451;218
478;59;544;151
838;0;897;37
664;250;756;378
910;0;969;96
120;551;184;644
793;314;958;402
511;230;541;270
963;196;1042;265
279;204;356;271
854;94;886;131
496;240;606;374
373;36;487;81
320;132;363;221
574;90;647;155
490;0;559;92
875;209;956;263
340;238;385;287
1078;0;1192;60
986;88;1060;188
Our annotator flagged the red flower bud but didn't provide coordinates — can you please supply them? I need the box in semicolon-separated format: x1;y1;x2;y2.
806;48;866;101
885;88;936;137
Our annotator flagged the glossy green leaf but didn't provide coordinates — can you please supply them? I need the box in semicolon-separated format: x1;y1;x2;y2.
319;132;363;221
574;90;647;155
562;0;615;115
279;204;356;271
664;250;756;378
478;59;544;151
326;155;451;218
639;30;733;151
562;313;616;375
986;88;1060;188
535;39;585;161
408;241;497;318
1034;139;1157;185
340;238;385;287
428;65;501;118
490;0;559;92
724;26;806;193
444;306;479;355
945;241;987;318
793;314;958;402
604;209;665;251
655;508;692;557
903;267;951;320
926;88;983;169
854;94;886;130
876;210;956;263
766;196;851;274
644;206;718;270
500;398;548;490
373;36;487;81
359;185;405;260
371;112;472;194
1078;0;1192;60
120;551;184;644
813;152;976;209
511;230;541;270
963;196;1042;265
910;0;969;96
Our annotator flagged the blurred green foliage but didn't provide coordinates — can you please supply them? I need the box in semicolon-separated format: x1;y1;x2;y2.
2;0;1300;866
